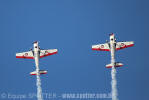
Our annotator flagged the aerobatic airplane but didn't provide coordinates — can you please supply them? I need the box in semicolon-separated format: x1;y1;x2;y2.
16;41;58;75
92;33;134;68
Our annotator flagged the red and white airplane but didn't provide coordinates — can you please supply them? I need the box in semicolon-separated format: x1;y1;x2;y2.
16;41;58;75
92;33;134;68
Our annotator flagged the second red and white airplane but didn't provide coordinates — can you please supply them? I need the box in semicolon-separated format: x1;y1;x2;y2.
92;33;134;68
16;41;58;75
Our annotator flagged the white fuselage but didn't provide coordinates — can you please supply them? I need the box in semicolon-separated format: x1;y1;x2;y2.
33;42;40;72
109;34;116;66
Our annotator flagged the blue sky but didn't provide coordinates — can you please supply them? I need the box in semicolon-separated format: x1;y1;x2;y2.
0;0;148;100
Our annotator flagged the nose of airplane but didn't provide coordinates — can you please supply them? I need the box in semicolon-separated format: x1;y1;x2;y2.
33;41;38;44
109;33;114;36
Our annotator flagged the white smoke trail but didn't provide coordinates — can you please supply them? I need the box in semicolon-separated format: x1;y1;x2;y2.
36;71;43;100
111;67;118;100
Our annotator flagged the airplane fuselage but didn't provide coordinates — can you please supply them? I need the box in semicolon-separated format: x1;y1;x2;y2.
33;41;40;72
109;33;116;67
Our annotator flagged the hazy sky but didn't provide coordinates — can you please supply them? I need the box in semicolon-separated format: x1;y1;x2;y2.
0;0;148;100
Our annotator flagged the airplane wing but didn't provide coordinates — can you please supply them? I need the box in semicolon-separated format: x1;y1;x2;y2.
92;43;110;51
40;49;58;58
116;41;134;50
16;51;34;59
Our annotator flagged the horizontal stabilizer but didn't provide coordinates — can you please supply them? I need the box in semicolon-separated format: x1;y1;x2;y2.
106;62;123;68
30;70;47;75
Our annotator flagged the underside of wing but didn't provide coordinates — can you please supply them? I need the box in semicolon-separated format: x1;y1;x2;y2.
40;49;58;58
16;51;34;59
116;41;134;50
92;43;110;51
